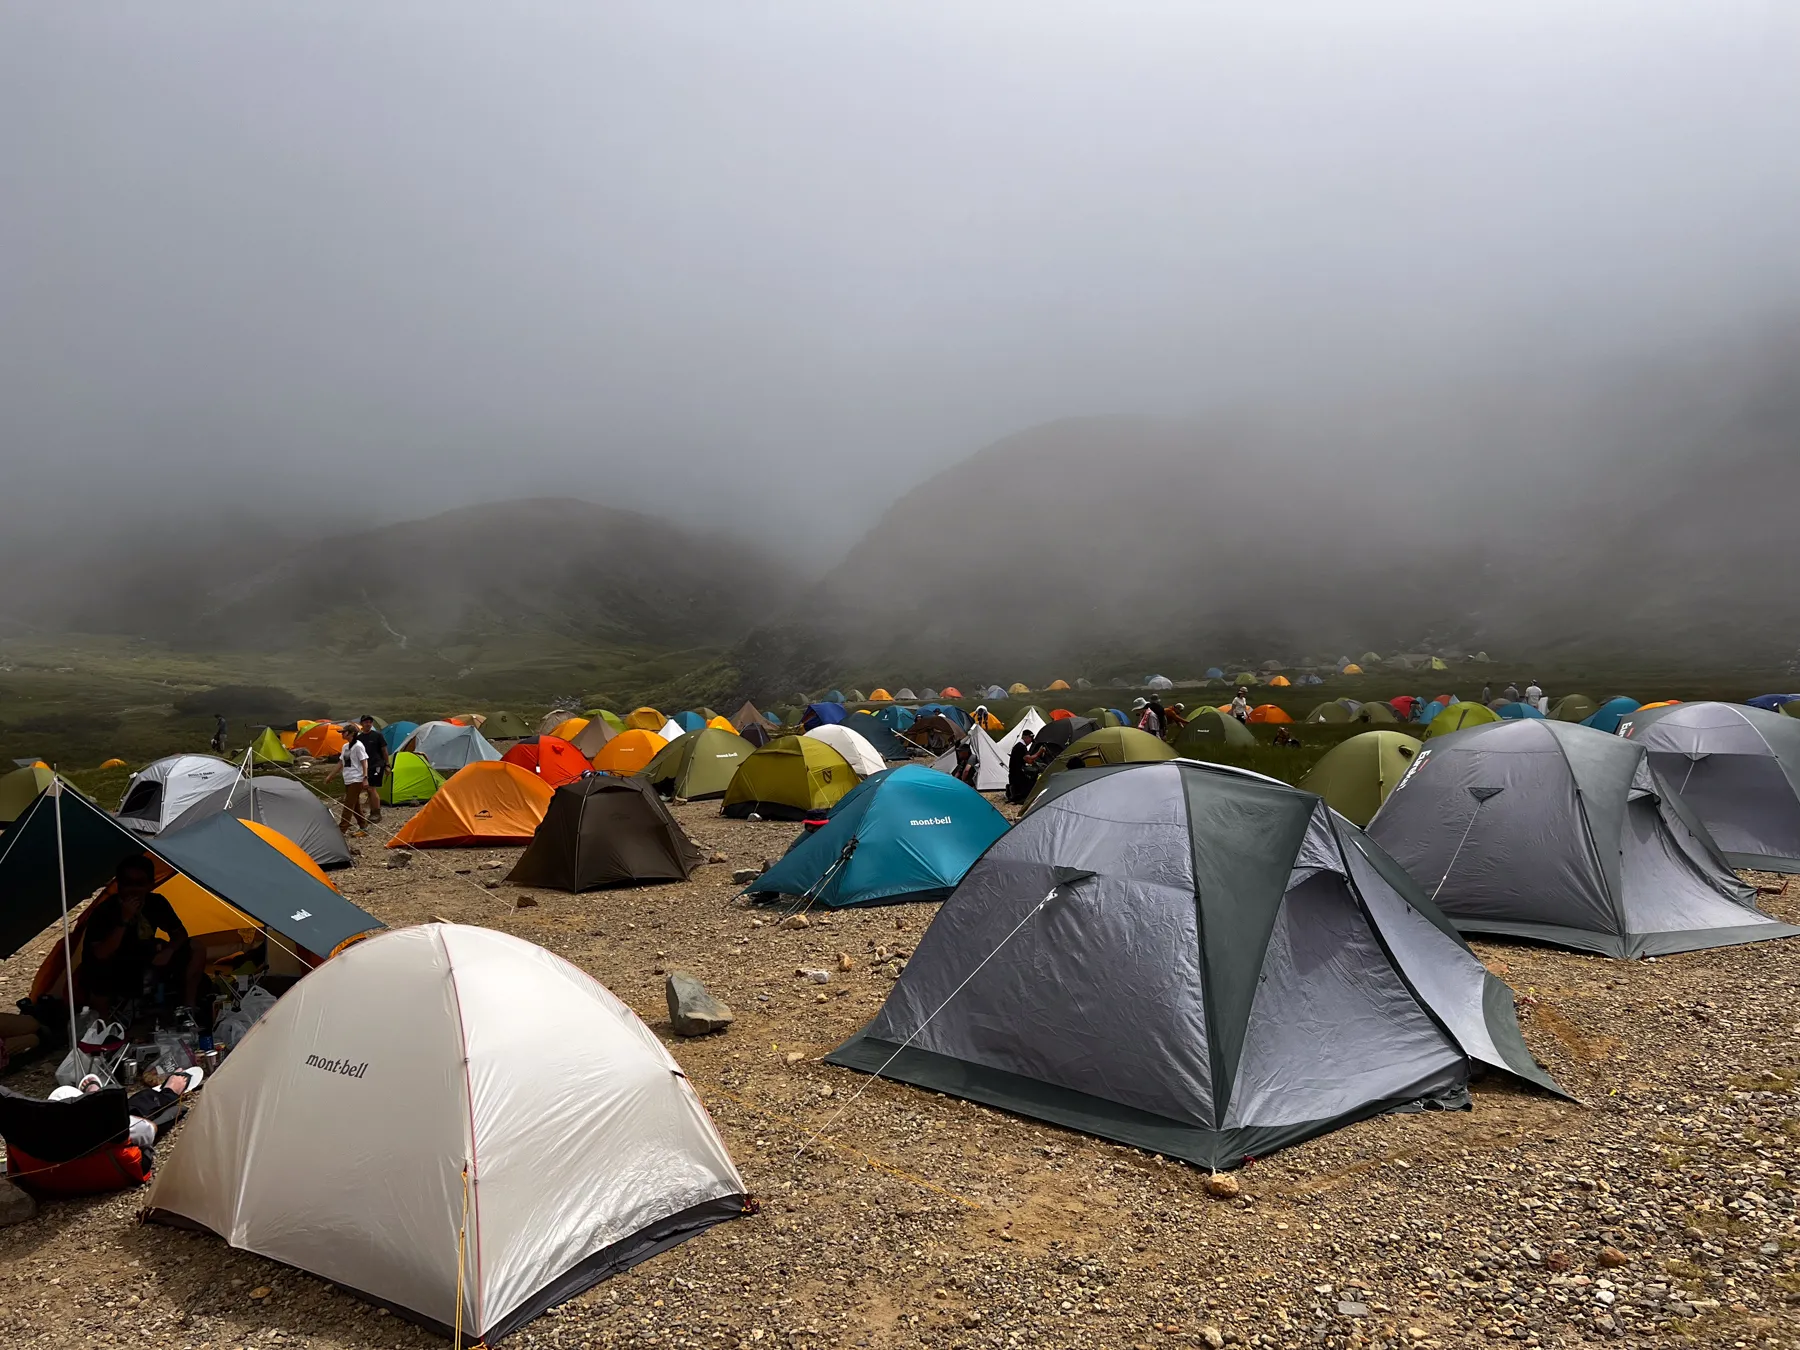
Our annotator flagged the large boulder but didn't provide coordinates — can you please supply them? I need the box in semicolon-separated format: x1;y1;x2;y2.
666;971;734;1037
0;1180;36;1227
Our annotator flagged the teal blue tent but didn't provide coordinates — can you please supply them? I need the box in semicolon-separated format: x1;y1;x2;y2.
1582;697;1640;734
380;721;418;754
747;765;1008;908
1497;701;1546;720
673;711;708;733
843;714;914;760
872;705;917;734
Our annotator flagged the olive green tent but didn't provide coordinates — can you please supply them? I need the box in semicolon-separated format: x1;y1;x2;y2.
1552;694;1597;723
1356;701;1400;725
639;727;756;801
1027;726;1175;803
1172;710;1256;752
480;710;532;740
381;751;445;806
249;727;293;765
1304;701;1353;724
722;736;859;820
583;709;626;731
1298;731;1422;827
1428;657;1449;671
1232;672;1258;687
0;765;54;826
1083;707;1126;728
1427;701;1502;738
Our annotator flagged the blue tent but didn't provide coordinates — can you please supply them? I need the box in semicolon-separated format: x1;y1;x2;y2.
1204;667;1225;680
380;721;419;754
800;702;848;730
1418;701;1445;725
1581;696;1641;734
747;766;1008;908
1747;694;1800;711
845;713;915;760
673;711;708;733
1497;701;1546;719
983;685;1007;700
916;704;971;731
872;705;917;733
824;689;846;704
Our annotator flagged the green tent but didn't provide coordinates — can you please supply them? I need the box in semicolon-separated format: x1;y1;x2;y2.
582;709;626;731
381;751;445;806
481;710;532;740
0;765;54;826
1028;726;1176;803
1304;701;1354;724
1428;657;1449;671
1786;702;1800;720
640;726;756;801
722;735;860;820
1427;701;1501;738
249;727;293;765
1297;731;1422;827
1356;701;1400;725
1360;651;1381;664
1232;672;1258;687
1552;694;1597;723
1083;707;1125;728
1172;710;1256;752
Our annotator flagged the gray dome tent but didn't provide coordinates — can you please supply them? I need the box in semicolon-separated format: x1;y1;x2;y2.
828;760;1559;1170
161;773;351;870
1369;718;1799;959
1619;702;1800;873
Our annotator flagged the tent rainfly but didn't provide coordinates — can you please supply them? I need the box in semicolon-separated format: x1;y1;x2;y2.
509;776;705;890
116;755;242;835
929;724;1009;792
160;773;351;870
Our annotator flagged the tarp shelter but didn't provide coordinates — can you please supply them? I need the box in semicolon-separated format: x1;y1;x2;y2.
639;727;755;801
117;755;242;835
828;760;1559;1170
800;702;848;731
1581;697;1641;735
380;721;418;755
248;728;293;766
387;762;555;849
1172;710;1256;752
1368;718;1797;959
1298;731;1421;827
591;729;668;776
0;784;381;986
481;711;532;740
145;924;745;1344
722;736;858;820
162;773;351;870
381;751;444;806
993;707;1048;757
1496;701;1547;720
1426;702;1499;738
1305;701;1353;724
292;722;347;758
0;765;55;826
930;724;1009;792
1146;675;1174;690
1028;726;1174;802
1248;704;1293;724
570;714;620;757
750;766;1008;909
624;707;666;733
804;724;887;777
501;735;593;788
403;722;503;774
1619;702;1800;872
509;777;705;889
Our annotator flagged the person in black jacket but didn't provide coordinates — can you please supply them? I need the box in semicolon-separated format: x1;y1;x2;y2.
1006;730;1038;804
356;716;390;823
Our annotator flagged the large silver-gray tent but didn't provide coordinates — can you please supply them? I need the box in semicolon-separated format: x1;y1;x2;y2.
160;773;351;870
1369;718;1798;959
828;760;1560;1171
1619;702;1800;874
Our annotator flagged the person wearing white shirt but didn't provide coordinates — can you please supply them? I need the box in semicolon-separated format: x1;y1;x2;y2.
330;725;371;836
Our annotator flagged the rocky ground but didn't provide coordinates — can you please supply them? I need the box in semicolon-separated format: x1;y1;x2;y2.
0;795;1796;1350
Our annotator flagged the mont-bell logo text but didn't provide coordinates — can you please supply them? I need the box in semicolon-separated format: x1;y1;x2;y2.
305;1053;370;1080
909;815;953;827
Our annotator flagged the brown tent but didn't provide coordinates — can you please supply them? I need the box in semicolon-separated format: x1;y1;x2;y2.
506;776;704;891
730;701;769;733
570;715;619;757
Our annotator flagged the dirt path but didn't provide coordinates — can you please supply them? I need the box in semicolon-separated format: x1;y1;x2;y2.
1;803;1795;1348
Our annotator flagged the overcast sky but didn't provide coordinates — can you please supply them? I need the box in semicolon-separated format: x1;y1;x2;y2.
4;1;1798;559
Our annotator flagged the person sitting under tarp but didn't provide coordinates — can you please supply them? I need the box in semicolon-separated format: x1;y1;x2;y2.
81;856;205;1019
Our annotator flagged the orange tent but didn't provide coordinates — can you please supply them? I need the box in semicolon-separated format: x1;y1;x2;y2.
293;722;348;758
1268;676;1291;688
1248;704;1294;724
590;728;668;775
623;707;665;733
1341;664;1365;675
242;818;339;891
869;689;893;702
99;758;127;770
501;735;591;788
549;716;590;742
1637;700;1681;711
387;762;554;849
706;716;736;733
973;710;1003;732
1050;709;1074;720
1047;680;1071;691
941;687;963;699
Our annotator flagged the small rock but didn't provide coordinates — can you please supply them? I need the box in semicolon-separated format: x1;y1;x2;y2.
1405;1328;1429;1343
1758;1241;1780;1256
1201;1327;1226;1349
250;1286;273;1302
514;896;537;909
838;952;856;971
746;812;763;822
0;1180;36;1227
1546;1251;1573;1272
732;868;760;885
1203;1173;1241;1200
797;968;831;984
784;1051;805;1064
483;879;499;889
482;861;503;870
779;914;811;930
710;852;729;865
1598;1246;1628;1268
666;971;734;1036
1336;1301;1370;1318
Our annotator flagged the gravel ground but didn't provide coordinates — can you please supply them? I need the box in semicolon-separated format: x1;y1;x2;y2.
1;797;1796;1349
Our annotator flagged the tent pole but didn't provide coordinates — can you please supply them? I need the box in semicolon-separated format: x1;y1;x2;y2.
51;780;81;1054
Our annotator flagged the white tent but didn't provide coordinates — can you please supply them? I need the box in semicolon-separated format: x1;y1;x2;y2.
146;925;746;1343
116;754;242;835
993;706;1048;758
803;723;887;777
930;723;1008;792
1146;674;1175;690
657;717;687;743
401;721;502;774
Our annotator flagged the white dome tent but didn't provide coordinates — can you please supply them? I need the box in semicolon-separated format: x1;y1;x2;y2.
147;925;746;1343
116;754;243;835
803;722;888;777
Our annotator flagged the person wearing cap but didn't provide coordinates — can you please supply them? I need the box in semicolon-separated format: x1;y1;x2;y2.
329;723;371;836
1230;688;1250;723
355;715;390;823
1164;701;1189;737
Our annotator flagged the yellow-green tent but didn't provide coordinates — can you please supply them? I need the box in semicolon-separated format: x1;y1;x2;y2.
721;736;858;820
0;764;56;825
1028;727;1175;803
381;751;446;806
1427;701;1501;738
249;727;293;765
1297;731;1421;827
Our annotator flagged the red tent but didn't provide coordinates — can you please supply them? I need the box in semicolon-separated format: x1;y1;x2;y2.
500;735;592;788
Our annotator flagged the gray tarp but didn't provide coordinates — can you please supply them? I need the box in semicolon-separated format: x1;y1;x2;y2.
1369;718;1797;959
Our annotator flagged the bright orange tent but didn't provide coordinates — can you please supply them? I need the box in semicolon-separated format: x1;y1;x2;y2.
1637;700;1681;711
242;818;340;891
293;722;347;758
973;710;1003;732
1268;676;1291;688
1341;664;1365;675
99;758;127;770
1050;709;1074;720
549;716;590;742
387;762;554;849
1047;680;1071;691
869;689;893;702
591;728;668;775
501;735;592;788
1248;704;1294;724
941;687;963;699
623;707;665;732
706;716;736;732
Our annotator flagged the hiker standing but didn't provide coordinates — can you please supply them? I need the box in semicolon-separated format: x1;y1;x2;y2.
1144;695;1167;738
1524;679;1545;714
1006;729;1037;804
330;724;371;837
1230;688;1250;723
356;715;390;823
210;714;228;755
1502;682;1520;703
1480;684;1492;705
